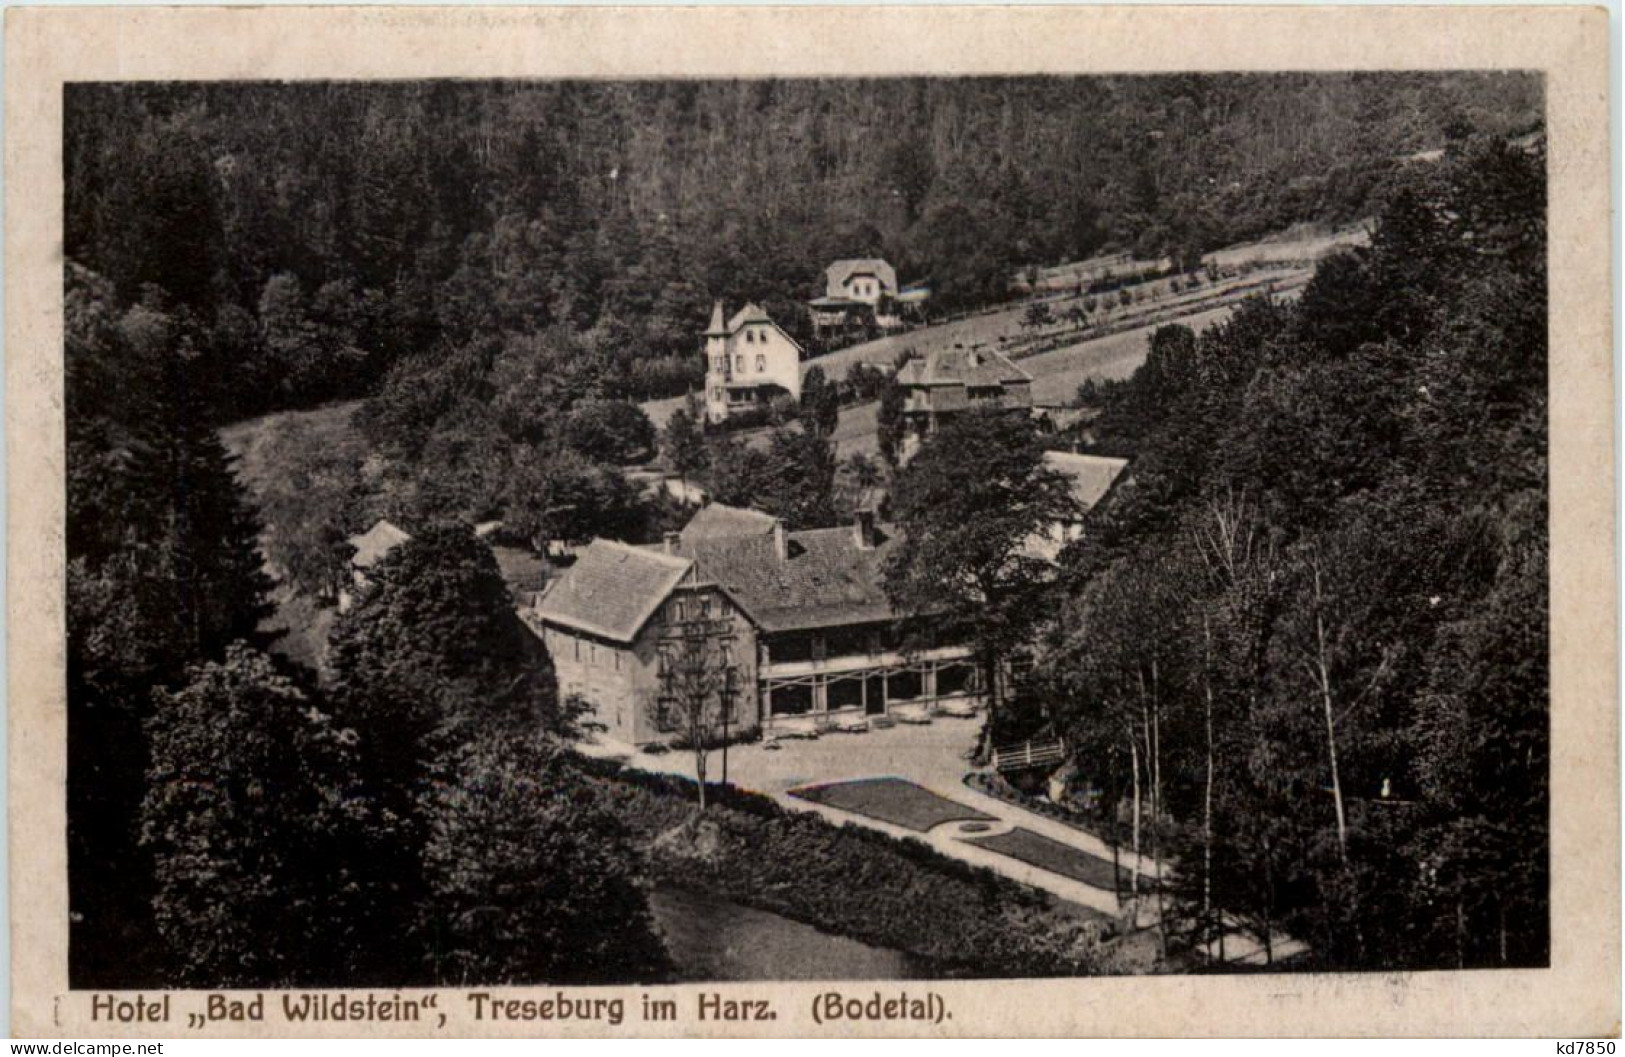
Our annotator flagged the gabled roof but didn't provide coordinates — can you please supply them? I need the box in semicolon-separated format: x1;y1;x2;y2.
348;519;411;569
726;303;774;331
711;302;804;353
491;544;552;605
1042;451;1130;513
671;524;900;633
895;346;1033;388
532;539;692;644
826;258;898;293
679;502;780;544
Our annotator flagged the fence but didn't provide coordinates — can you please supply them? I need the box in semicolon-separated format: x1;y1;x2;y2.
990;737;1067;774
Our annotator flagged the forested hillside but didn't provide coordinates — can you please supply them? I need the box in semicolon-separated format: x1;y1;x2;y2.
1044;138;1548;969
63;75;1549;984
67;75;1541;421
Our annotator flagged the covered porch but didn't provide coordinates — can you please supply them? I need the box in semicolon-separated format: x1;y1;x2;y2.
758;634;985;734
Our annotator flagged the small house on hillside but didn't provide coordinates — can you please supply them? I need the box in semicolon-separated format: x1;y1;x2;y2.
339;518;411;612
809;258;927;333
824;258;898;305
895;346;1034;459
703;301;804;425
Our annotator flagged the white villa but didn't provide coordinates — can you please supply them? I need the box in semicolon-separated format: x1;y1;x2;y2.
702;301;804;425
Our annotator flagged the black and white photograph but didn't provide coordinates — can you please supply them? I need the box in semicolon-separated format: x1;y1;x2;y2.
15;5;1610;1036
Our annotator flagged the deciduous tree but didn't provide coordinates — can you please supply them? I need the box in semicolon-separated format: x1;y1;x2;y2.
423;731;672;984
885;408;1078;754
141;645;366;986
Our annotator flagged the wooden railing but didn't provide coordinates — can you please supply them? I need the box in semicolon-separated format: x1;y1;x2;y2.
990;738;1067;774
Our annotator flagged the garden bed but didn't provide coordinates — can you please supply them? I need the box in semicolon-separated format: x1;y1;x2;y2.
962;826;1149;894
790;777;996;833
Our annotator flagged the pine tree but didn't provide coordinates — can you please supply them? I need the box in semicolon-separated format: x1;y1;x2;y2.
800;365;841;438
661;403;707;485
67;284;276;986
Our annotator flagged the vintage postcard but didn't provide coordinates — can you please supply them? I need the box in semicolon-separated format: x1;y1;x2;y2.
5;4;1615;1039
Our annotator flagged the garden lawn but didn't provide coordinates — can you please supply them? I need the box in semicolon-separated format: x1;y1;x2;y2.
964;827;1146;893
790;778;995;832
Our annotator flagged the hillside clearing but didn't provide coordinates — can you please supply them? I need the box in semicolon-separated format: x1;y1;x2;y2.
220;399;365;495
815;297;1287;460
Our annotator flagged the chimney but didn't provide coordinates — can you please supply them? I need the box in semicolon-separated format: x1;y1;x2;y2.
853;509;878;551
772;518;788;561
663;531;681;555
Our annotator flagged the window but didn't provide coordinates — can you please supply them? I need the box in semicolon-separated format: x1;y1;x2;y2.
885;668;922;702
772;633;813;663
745;329;755;343
670;599;685;623
755;354;766;371
936;662;979;698
699;596;712;619
720;667;739;722
736;356;744;373
770;683;814;716
826;626;867;656
573;637;581;662
827;675;864;711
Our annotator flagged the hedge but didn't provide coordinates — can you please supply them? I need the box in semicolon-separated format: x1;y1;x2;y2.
570;754;1113;978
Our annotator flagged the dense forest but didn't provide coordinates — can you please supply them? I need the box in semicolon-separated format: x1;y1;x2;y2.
67;74;1541;422
1042;137;1548;969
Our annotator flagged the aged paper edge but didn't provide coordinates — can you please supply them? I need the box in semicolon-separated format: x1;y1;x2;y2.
5;4;1615;1039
